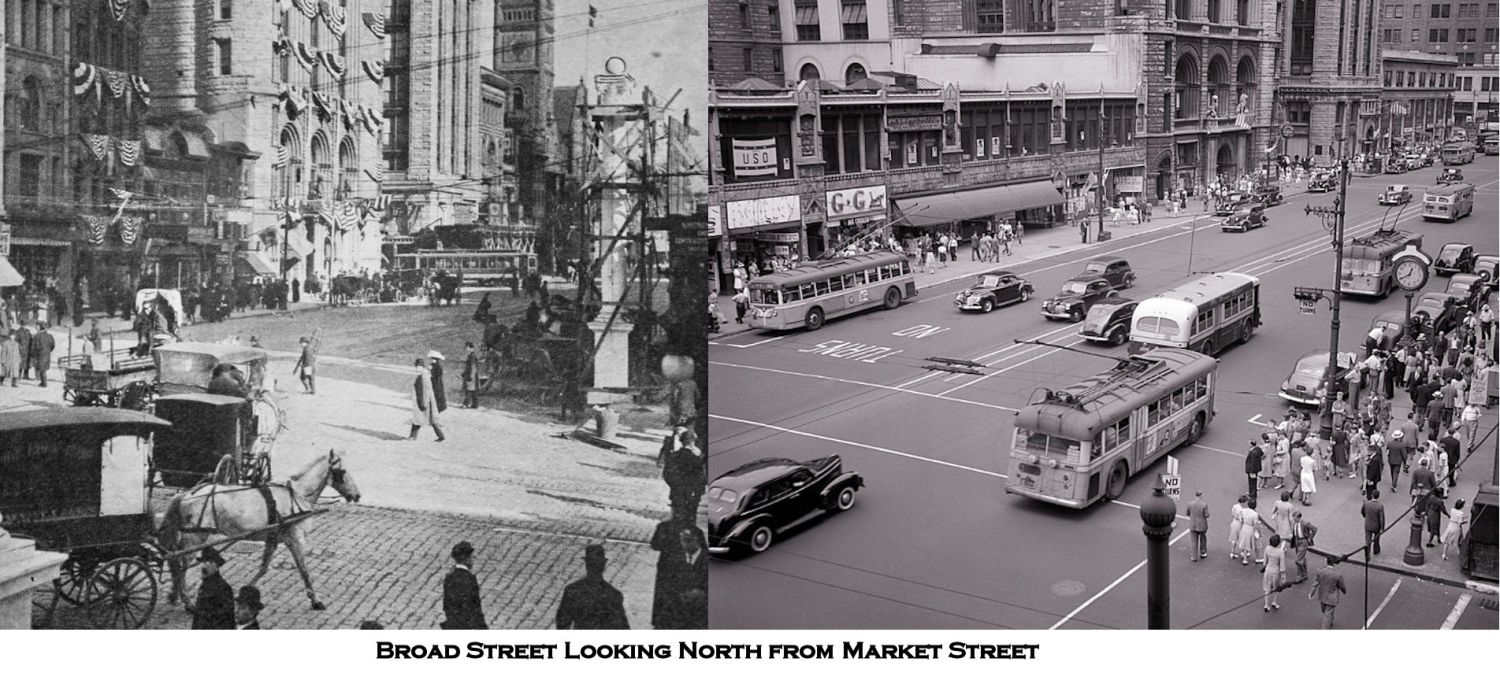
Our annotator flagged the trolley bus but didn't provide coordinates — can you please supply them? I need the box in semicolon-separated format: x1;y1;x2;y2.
1006;348;1218;507
1128;272;1260;355
1342;229;1424;297
1441;141;1476;165
392;249;538;284
1423;183;1475;222
745;251;917;331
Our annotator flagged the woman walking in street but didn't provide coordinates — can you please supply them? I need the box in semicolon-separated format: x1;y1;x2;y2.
1271;436;1289;490
1441;499;1469;561
408;357;445;442
1270;491;1295;540
1298;448;1318;506
1236;503;1266;566
1229;495;1247;560
1262;534;1288;612
1424;488;1450;547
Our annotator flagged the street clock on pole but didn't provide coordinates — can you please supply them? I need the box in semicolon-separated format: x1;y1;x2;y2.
1391;243;1433;292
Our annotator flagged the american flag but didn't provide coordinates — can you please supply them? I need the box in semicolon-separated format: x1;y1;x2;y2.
271;145;289;168
362;12;387;40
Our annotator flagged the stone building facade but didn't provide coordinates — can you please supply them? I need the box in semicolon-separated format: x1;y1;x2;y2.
1379;49;1458;149
1377;1;1497;126
1278;0;1385;163
493;0;558;259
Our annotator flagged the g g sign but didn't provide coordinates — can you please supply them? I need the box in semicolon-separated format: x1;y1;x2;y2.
825;185;887;219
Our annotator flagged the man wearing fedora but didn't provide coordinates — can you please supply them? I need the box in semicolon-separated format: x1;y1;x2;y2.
235;586;264;630
556;543;629;629
441;541;487;629
191;548;236;630
427;350;449;416
294;335;317;394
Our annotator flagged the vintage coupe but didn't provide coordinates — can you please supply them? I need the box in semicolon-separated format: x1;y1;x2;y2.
707;455;863;555
1278;350;1354;406
1041;274;1119;322
954;269;1034;313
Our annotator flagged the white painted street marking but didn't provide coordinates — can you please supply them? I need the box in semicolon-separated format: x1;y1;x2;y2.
1247;413;1263;425
892;324;951;339
1367;578;1402;629
708;335;785;349
1048;526;1194;630
711;361;1016;412
1188;443;1242;458
710;414;1010;478
1440;593;1472;630
796;340;904;363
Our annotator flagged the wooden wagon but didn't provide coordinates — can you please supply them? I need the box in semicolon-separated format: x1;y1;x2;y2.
59;348;156;410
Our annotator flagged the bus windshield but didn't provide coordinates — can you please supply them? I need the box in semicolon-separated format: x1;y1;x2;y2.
749;288;779;304
1134;316;1182;336
1344;258;1383;275
1016;429;1081;459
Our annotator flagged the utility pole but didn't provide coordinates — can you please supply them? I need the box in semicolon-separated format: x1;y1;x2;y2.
1298;158;1350;443
1140;475;1176;629
1097;98;1108;242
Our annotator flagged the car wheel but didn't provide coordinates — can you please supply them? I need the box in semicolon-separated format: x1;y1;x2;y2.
1123;274;1135;289
833;485;856;512
981;297;994;313
1020;288;1033;302
1069;308;1083;322
883;287;902;310
1109;327;1128;346
805;307;825;331
748;524;774;554
1104;462;1128;501
1188;413;1204;443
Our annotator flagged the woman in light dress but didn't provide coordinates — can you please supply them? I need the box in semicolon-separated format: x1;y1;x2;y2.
1271;438;1290;490
1236;503;1266;566
1229;495;1247;560
1299;449;1319;506
1269;491;1296;540
1441;499;1469;561
1261;534;1288;612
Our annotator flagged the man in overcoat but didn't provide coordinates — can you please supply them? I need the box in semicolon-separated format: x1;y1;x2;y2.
441;541;487;629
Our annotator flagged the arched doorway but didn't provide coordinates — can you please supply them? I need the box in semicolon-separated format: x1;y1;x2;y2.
1207;55;1230;118
844;63;867;84
1216;144;1235;180
1154;152;1173;201
1173;53;1199;122
798;63;821;82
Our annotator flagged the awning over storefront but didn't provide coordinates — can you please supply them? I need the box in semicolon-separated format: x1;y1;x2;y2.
0;256;24;287
237;251;277;275
895;180;1064;228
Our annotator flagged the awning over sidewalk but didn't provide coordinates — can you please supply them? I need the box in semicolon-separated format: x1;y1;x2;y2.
237;251;278;275
0;256;24;287
894;180;1064;228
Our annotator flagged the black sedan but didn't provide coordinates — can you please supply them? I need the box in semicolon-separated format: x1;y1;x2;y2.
1434;243;1476;276
955;269;1034;312
1080;255;1136;290
707;455;863;555
1278;350;1352;406
1041;275;1118;322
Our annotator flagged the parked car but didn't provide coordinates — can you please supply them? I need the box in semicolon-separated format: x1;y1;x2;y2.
1445;273;1488;308
1252;184;1284;206
1420;150;1436;166
1474;255;1499;292
1041;275;1118;322
706;455;864;555
1080;255;1136;290
1434;242;1476;276
1307;172;1337;192
1078;296;1139;346
1438;168;1465;185
1403;154;1425;170
1278;350;1354;406
1413;292;1460;330
1378;184;1413;205
1221;204;1267;232
1368;310;1407;351
1214;191;1254;216
1384;159;1408;174
955;269;1034;313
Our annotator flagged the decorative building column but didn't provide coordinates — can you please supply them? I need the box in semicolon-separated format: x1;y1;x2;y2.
587;58;648;393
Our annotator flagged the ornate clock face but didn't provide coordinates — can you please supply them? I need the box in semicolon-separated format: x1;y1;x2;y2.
1394;257;1429;291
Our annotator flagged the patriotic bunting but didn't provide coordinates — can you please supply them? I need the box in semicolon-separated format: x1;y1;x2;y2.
131;75;151;107
104;70;128;99
294;0;319;19
119;216;141;245
361;60;385;85
362;12;386;40
364;195;391;219
84;134;112;161
82;215;109;245
272;145;289;168
364;168;385;185
294;43;318;72
107;0;130;22
320;51;346;78
339;99;357;132
310;91;333;119
324;3;347;36
337;202;360;232
73;62;99;98
319;200;339;228
117;139;142;167
272;35;289;56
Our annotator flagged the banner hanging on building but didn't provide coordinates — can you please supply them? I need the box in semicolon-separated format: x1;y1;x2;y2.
731;138;779;178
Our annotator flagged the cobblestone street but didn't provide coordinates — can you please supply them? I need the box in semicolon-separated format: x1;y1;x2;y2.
36;504;663;629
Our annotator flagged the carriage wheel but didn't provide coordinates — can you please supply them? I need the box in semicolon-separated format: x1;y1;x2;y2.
86;558;157;630
53;556;97;605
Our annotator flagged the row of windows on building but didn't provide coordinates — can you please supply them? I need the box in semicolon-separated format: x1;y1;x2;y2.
1387;2;1500;18
1385;27;1500;43
1468;76;1500;90
1384;69;1460;88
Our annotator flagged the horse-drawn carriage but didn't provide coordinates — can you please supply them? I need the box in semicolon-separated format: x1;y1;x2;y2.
328;274;379;307
0;408;359;629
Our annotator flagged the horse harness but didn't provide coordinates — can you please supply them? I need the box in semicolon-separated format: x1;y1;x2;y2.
181;482;308;536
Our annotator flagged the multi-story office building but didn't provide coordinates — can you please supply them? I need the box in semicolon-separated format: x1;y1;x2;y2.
1378;49;1459;149
494;0;558;250
1278;0;1384;163
707;0;1281;291
1378;1;1498;125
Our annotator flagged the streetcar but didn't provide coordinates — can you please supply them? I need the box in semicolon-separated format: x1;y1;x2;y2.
1422;183;1475;222
744;252;917;331
1005;349;1217;508
1128;272;1260;355
1341;229;1424;298
391;249;538;285
1440;141;1476;165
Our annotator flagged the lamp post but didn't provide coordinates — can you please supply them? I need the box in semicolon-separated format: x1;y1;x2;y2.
1299;158;1350;443
1140;474;1177;629
1097;107;1109;242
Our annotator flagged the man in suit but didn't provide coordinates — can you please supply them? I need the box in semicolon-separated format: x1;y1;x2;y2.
1438;427;1461;488
191;548;235;630
294;336;317;394
1309;556;1347;629
235;586;264;630
29;322;54;387
13;323;31;380
1410;458;1437;503
1288;511;1318;583
556;544;629;629
1361;490;1386;555
1245;439;1265;508
441;541;487;629
1185;492;1210;561
660;427;705;516
650;519;707;630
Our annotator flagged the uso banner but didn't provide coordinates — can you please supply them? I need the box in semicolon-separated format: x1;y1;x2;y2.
731;138;779;178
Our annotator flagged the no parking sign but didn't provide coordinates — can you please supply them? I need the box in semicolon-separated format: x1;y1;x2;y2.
1161;456;1182;502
